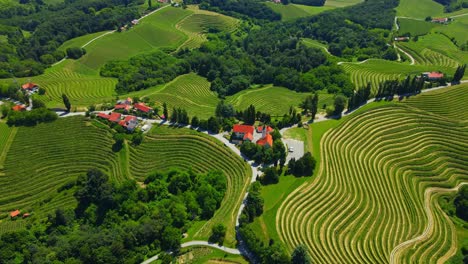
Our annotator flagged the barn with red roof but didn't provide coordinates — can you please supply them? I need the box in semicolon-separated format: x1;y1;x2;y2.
134;103;152;113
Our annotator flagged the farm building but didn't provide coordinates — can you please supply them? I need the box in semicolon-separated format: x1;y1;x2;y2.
117;97;133;105
422;72;444;81
22;213;31;218
115;104;132;112
431;18;449;24
97;112;122;123
272;0;281;3
119;115;138;132
257;125;273;134
394;37;410;42
131;19;139;25
22;82;38;91
134;103;153;113
232;124;255;145
11;105;26;111
10;210;20;218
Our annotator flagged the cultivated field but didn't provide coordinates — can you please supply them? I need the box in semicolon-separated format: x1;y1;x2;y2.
396;0;444;18
0;117;123;232
397;18;439;36
434;14;468;48
340;59;456;93
129;125;251;246
276;83;468;263
176;6;239;50
265;0;362;21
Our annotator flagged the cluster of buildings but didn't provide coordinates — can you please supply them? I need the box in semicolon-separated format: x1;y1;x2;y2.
10;209;30;219
431;17;449;24
231;124;274;148
22;82;39;94
96;98;154;132
422;71;444;81
114;98;153;115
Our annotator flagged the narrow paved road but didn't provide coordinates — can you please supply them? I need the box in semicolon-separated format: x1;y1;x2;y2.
394;45;415;65
389;182;467;264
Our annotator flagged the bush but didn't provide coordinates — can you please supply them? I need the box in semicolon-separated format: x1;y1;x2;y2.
7;108;58;126
209;224;227;245
66;47;86;59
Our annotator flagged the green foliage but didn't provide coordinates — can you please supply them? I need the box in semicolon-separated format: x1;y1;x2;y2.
101;50;190;94
66;47;86;59
291;244;312;264
347;83;371;111
6;108;58;126
333;95;346;115
62;94;71;112
453;64;466;83
454;185;468;221
209;223;227;245
261;166;279;185
301;93;319;120
288;152;316;176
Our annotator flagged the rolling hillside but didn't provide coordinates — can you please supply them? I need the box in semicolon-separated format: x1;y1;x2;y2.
276;83;468;263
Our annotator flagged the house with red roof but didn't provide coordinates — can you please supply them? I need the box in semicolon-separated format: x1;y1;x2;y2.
422;72;444;81
431;18;449;24
119;115;138;131
232;124;255;144
97;112;110;119
22;82;38;90
108;112;122;123
134;103;152;113
22;213;31;218
114;104;132;112
12;105;26;112
256;125;273;134
257;133;273;148
10;210;20;218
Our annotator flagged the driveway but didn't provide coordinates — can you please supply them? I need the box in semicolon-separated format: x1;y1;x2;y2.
283;138;304;163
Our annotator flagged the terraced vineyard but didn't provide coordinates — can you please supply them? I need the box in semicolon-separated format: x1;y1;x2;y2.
397;45;460;68
0;122;15;170
0;117;123;231
276;84;468;263
404;83;468;122
176;6;238;50
341;59;457;93
129;125;251;246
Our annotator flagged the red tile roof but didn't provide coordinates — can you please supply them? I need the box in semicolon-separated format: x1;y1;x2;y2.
115;104;132;111
124;115;137;122
12;105;26;111
22;82;37;90
257;126;273;133
22;213;31;218
257;134;273;147
243;132;253;141
109;112;122;122
428;72;444;79
10;210;20;218
97;112;110;119
134;103;152;113
233;124;254;135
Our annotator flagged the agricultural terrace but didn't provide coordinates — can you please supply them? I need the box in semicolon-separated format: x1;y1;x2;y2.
398;34;468;66
77;7;190;70
396;0;444;18
226;85;334;116
404;82;468;122
0;117;123;232
0;122;15;171
276;83;468;263
265;0;362;21
128;125;251;247
176;6;239;50
340;59;456;93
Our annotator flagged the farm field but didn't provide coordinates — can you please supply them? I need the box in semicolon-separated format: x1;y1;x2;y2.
399;33;468;65
78;7;191;70
275;83;468;263
176;6;239;50
129;125;251;247
434;14;468;47
396;0;444;18
340;59;457;93
58;31;111;52
177;246;248;264
265;0;361;20
397;18;439;36
0;117;122;232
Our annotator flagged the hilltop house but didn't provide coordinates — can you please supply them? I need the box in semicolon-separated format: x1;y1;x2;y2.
10;210;20;218
97;112;122;123
394;37;410;42
256;126;273;148
431;17;449;24
12;105;26;112
422;72;444;81
134;103;152;114
232;124;255;145
22;82;39;94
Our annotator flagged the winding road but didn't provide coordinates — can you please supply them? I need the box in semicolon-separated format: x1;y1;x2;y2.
389;182;467;264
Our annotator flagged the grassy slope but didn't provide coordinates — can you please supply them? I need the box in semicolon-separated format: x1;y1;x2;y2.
129;125;251;247
58;31;112;52
396;0;444;18
0;117;122;233
434;14;468;47
272;83;468;262
79;7;191;70
265;0;361;21
177;246;248;264
398;18;439;36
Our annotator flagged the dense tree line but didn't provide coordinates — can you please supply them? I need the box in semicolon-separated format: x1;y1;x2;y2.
301;93;319;120
290;0;325;6
454;185;468;221
0;168;227;263
0;0;141;77
101;51;190;93
170;107;190;124
452;64;466;83
6;108;58;126
375;76;425;99
347;83;371;111
240;138;286;166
